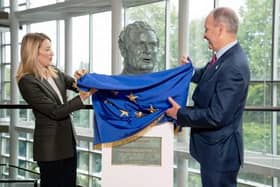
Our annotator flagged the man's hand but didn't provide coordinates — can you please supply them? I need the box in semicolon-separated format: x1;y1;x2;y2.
180;56;191;65
165;97;181;120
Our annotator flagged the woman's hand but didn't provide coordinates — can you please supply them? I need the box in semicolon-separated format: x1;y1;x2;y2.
73;69;88;90
74;69;88;80
79;88;97;101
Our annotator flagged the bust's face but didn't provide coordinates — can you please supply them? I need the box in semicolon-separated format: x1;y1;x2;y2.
125;30;158;74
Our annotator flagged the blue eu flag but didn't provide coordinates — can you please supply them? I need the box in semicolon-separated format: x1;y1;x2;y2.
77;63;193;145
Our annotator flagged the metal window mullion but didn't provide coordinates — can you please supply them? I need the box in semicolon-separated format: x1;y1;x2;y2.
272;0;280;186
272;0;279;156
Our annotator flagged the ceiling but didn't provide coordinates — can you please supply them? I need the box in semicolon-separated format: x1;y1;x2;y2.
13;0;163;25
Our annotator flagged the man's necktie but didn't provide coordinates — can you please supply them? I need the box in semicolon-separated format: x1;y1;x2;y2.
210;54;217;66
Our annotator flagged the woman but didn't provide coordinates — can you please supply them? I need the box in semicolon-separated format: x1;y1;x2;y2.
16;32;93;187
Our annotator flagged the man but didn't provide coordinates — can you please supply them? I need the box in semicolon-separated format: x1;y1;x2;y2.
118;21;159;75
166;7;250;187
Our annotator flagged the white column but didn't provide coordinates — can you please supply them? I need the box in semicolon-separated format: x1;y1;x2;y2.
9;0;19;178
178;0;190;58
177;0;190;187
165;0;171;69
65;18;72;74
111;0;123;75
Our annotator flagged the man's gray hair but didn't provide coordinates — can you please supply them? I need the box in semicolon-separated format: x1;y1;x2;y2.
213;7;239;34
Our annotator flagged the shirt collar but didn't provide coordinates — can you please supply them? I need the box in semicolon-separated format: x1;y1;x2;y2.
216;40;238;59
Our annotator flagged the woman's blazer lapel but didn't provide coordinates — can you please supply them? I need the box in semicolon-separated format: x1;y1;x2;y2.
40;78;63;104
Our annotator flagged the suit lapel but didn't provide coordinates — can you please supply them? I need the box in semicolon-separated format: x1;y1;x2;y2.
202;43;239;80
39;78;63;104
200;60;221;81
53;75;65;102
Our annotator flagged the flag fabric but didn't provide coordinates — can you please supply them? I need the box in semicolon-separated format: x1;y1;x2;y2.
77;63;193;145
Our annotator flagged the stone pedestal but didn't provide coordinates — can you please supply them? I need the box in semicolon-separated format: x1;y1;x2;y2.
101;122;173;187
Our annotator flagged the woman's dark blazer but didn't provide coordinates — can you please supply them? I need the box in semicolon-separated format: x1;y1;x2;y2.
18;68;85;161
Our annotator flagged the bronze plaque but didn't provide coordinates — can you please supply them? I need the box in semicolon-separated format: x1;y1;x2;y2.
111;136;162;166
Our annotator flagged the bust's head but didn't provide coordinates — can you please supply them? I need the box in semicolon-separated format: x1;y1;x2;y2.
118;21;159;75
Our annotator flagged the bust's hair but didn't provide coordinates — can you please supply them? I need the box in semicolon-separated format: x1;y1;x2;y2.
118;21;159;57
212;7;239;34
16;32;57;81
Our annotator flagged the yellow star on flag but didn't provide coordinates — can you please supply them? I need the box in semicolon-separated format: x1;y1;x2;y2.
120;110;129;117
127;92;138;103
148;105;157;113
135;111;143;118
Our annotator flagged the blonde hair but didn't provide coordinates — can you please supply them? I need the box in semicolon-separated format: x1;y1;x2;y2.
16;32;57;81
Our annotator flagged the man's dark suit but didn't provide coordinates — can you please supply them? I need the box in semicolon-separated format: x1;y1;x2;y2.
177;43;250;187
18;68;85;187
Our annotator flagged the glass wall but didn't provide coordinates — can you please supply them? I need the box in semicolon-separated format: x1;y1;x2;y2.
1;0;280;186
72;16;89;74
0;31;10;120
125;1;167;71
92;12;112;74
188;0;213;67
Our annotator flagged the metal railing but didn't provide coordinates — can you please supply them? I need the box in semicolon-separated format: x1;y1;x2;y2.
1;104;280;111
0;164;39;187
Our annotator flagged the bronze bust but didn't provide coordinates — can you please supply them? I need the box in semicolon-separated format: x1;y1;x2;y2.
118;21;159;75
